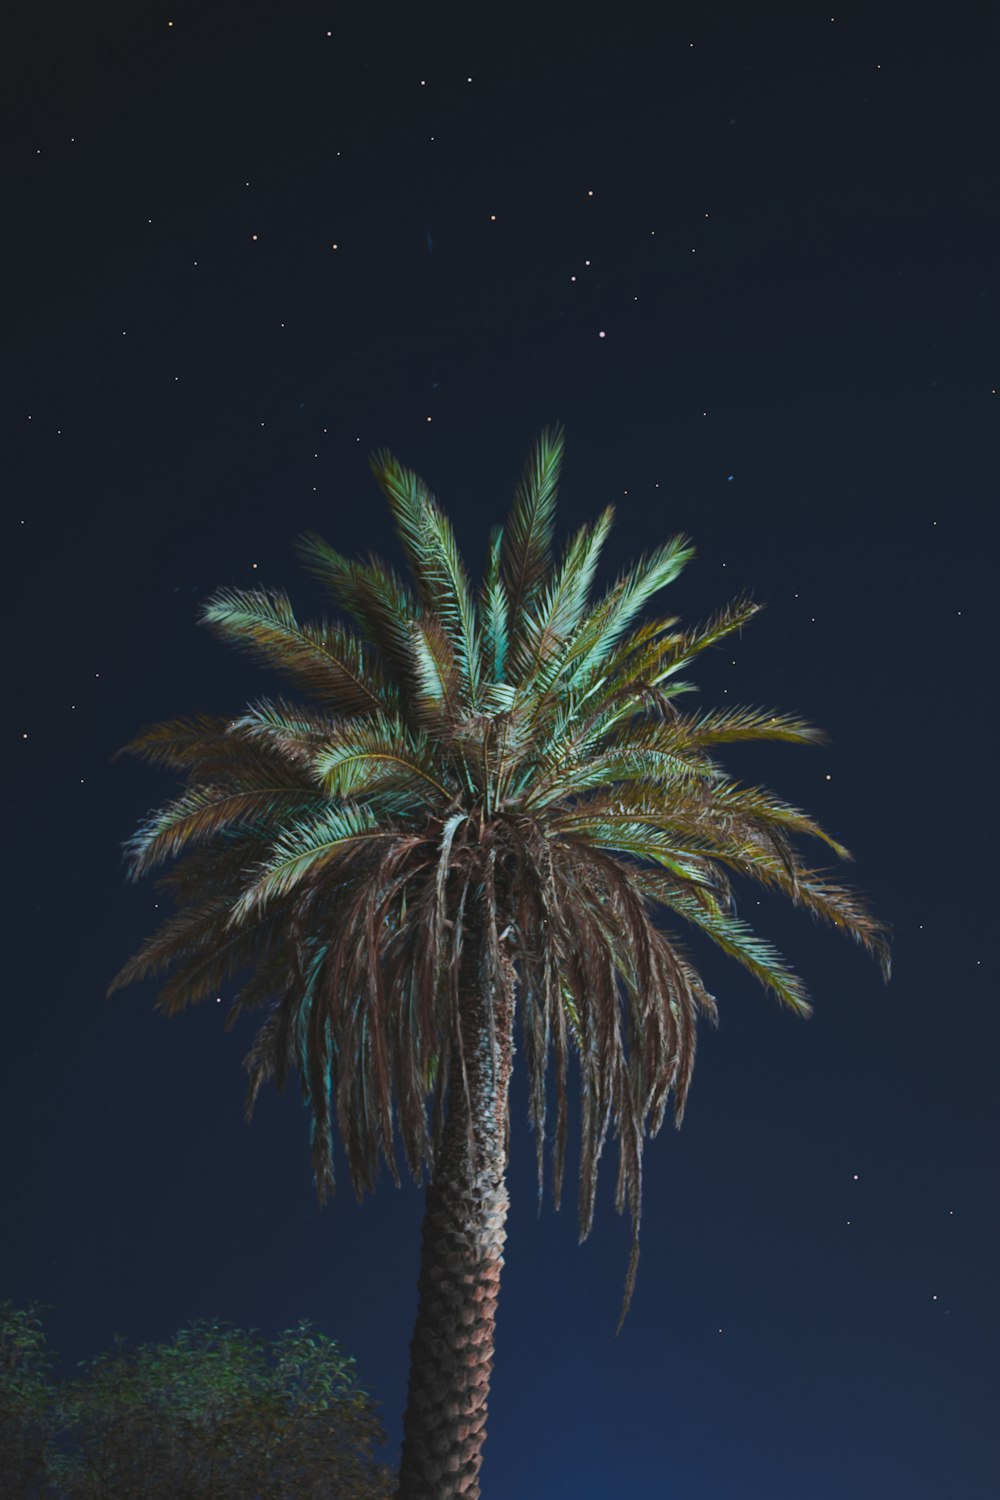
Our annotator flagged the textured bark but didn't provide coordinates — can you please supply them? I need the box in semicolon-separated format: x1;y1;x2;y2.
396;942;514;1500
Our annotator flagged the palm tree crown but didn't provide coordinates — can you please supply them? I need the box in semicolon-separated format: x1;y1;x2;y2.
110;425;889;1328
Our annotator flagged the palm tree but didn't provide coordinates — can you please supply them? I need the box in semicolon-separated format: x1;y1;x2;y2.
109;426;889;1500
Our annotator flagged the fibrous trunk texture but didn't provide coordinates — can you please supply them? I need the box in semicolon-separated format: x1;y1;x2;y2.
396;945;514;1500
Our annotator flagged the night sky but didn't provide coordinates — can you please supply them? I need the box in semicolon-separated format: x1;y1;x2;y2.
5;4;998;1496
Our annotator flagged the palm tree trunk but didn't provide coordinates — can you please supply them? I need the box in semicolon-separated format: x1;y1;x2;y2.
396;939;515;1500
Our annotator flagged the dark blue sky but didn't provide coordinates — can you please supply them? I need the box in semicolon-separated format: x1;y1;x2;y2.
4;4;997;1496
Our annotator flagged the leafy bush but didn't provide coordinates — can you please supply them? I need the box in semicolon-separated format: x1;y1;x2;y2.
0;1303;56;1496
0;1302;395;1499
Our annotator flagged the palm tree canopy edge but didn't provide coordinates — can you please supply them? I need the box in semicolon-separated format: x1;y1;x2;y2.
109;425;890;1330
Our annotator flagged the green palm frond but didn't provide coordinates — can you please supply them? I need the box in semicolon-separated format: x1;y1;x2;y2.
717;857;892;978
232;697;339;741
200;589;387;714
367;450;441;604
560;533;696;693
574;619;693;711
124;778;325;880
699;781;852;858
557;818;722;886
656;593;763;678
510;505;615;686
408;617;461;728
644;881;813;1015
418;502;481;708
661;705;827;749
502;422;564;631
522;744;713;811
228;802;389;926
293;533;415;678
312;716;451;802
226;698;349;780
480;524;509;683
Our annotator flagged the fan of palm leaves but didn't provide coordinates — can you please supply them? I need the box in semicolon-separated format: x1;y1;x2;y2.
110;425;890;1328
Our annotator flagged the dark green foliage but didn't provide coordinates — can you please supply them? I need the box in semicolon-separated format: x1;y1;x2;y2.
0;1302;58;1497
0;1303;394;1499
